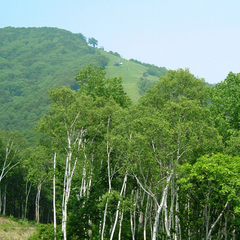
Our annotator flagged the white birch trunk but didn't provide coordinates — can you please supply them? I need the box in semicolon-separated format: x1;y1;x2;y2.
118;174;127;240
152;170;173;240
0;140;23;182
224;205;229;240
35;183;42;224
53;152;57;240
164;194;171;237
174;189;181;240
110;174;127;240
62;128;84;240
24;182;32;219
101;199;108;240
206;201;229;240
118;210;124;240
101;117;113;240
62;150;77;240
144;193;150;240
130;189;136;240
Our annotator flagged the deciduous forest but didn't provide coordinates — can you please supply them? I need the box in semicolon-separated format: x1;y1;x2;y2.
0;27;240;240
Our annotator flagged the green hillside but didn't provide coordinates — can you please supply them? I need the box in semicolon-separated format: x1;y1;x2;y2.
0;27;166;135
100;51;162;102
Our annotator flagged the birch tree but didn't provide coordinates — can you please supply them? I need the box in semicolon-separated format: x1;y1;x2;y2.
114;69;220;239
179;154;240;239
65;64;132;239
38;87;94;239
0;130;25;183
210;72;240;142
0;131;26;216
23;145;51;223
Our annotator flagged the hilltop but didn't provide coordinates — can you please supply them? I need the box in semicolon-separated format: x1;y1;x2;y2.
0;27;167;139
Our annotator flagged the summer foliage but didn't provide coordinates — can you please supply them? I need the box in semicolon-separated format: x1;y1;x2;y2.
0;27;239;240
0;27;165;142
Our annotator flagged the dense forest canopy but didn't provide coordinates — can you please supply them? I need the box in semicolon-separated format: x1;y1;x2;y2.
0;27;109;134
0;27;238;240
0;27;167;143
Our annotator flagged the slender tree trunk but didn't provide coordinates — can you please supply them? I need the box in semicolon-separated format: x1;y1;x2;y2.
2;185;6;216
175;189;181;240
164;194;171;237
187;194;191;240
152;170;173;240
62;129;82;240
118;210;124;240
138;188;145;235
88;218;93;240
101;117;112;240
62;151;75;240
232;214;236;240
216;217;223;240
224;205;229;240
206;201;229;240
144;193;150;240
101;200;109;240
0;141;23;182
24;182;32;219
53;152;57;240
130;189;136;240
35;183;42;224
119;174;127;240
110;174;127;240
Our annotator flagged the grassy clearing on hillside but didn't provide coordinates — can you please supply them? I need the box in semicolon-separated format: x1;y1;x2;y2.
100;50;159;102
0;217;36;240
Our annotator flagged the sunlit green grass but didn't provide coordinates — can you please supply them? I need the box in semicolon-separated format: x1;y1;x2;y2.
100;50;159;102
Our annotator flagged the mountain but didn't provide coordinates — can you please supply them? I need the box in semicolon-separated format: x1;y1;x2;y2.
0;27;167;137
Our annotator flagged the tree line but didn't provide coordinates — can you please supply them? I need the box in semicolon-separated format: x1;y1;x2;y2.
1;65;240;239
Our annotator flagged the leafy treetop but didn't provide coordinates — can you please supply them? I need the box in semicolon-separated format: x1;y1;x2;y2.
75;64;132;108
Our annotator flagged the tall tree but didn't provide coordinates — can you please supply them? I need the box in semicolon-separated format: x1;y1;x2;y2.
38;87;94;239
75;64;132;108
88;37;98;47
179;154;240;239
139;68;209;109
113;69;220;239
210;72;240;142
23;145;52;223
0;130;25;182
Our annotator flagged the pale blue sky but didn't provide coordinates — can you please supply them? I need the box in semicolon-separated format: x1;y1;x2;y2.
1;0;240;84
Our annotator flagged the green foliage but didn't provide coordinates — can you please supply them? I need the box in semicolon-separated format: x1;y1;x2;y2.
0;26;169;139
1;27;236;240
137;77;156;95
0;27;109;137
29;223;62;240
23;145;52;185
0;130;26;180
129;58;167;77
147;65;167;77
75;64;132;108
130;58;167;95
109;50;121;57
88;37;98;47
210;72;240;143
179;154;240;238
138;68;210;110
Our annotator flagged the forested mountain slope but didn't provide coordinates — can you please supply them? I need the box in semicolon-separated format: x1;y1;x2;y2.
0;27;166;135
